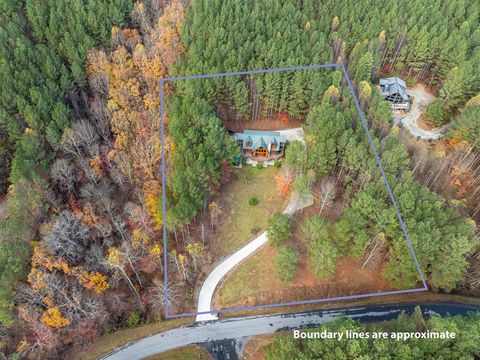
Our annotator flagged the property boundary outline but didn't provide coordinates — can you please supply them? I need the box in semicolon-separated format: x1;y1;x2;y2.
160;63;429;319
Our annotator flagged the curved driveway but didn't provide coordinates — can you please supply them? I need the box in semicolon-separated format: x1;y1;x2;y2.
100;302;480;360
397;85;449;140
196;193;313;321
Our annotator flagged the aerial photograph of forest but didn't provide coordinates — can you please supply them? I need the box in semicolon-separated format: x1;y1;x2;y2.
0;0;480;359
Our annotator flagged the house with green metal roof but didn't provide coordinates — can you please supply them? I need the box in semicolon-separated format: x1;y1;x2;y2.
380;77;410;110
234;130;287;159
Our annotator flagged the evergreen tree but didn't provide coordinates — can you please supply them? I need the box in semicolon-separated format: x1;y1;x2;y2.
274;245;300;282
267;213;292;248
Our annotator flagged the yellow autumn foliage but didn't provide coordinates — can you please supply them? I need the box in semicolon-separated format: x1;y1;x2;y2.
41;307;71;328
77;271;109;294
149;244;162;256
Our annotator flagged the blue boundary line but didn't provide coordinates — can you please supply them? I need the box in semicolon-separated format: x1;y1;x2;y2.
339;63;428;289
160;63;428;320
167;288;427;318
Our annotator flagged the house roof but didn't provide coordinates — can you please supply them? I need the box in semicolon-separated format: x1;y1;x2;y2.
379;77;409;101
234;130;287;152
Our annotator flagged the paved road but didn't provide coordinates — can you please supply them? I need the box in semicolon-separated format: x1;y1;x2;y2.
99;302;480;360
397;85;449;140
196;193;313;321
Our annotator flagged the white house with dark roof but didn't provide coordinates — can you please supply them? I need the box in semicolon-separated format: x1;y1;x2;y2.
380;77;410;110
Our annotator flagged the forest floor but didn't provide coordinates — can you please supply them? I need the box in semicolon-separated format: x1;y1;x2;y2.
242;334;276;360
216;193;391;310
205;166;287;259
0;195;7;219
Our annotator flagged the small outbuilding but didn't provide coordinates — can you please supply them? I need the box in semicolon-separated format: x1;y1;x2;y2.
380;77;410;110
234;130;287;160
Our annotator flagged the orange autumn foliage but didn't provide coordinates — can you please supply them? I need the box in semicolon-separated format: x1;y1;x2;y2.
86;0;184;191
275;174;294;197
279;112;289;122
41;307;71;328
89;156;104;179
31;243;70;274
30;244;109;294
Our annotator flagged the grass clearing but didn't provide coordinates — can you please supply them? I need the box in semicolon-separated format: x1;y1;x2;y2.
217;208;392;309
219;246;279;305
142;345;212;360
211;166;286;257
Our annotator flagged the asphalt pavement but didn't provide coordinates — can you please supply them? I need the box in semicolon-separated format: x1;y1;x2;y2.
99;302;480;360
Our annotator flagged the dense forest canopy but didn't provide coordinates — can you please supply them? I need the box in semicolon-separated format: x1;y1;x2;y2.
0;0;132;329
167;0;478;292
266;308;480;359
0;0;479;358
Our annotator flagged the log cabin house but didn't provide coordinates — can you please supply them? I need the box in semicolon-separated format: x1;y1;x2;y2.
234;130;287;160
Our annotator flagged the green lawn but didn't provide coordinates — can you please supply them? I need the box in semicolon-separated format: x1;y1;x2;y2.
142;345;212;360
212;166;287;257
219;246;279;305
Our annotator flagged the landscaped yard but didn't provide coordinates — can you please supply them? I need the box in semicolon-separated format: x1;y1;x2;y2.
210;166;287;257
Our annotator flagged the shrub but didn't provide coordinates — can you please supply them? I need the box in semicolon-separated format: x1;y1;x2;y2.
251;227;259;235
124;310;141;328
256;163;263;169
274;160;282;168
248;197;258;206
424;100;449;126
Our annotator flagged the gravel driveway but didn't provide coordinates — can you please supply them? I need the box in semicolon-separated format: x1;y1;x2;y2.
397;85;449;140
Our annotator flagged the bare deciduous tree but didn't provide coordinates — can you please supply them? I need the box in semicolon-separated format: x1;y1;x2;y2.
112;215;128;242
42;187;62;214
89;99;112;145
362;235;388;269
61;127;83;159
51;158;76;195
78;158;100;185
208;201;222;228
112;152;135;188
84;244;107;272
88;74;109;97
149;278;181;315
105;246;144;314
43;211;90;265
318;179;336;214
